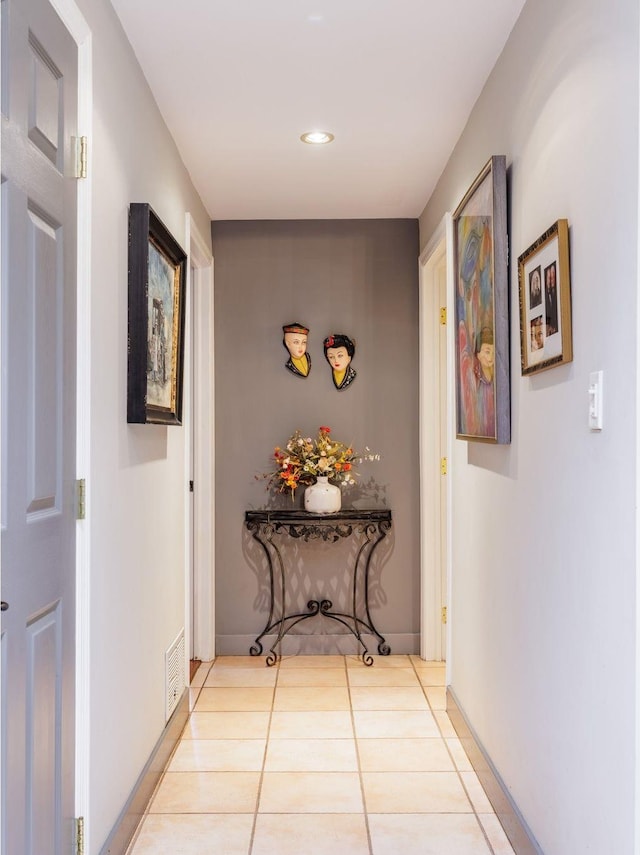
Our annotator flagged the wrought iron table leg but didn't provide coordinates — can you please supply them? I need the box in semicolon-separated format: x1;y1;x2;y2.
247;522;275;658
362;520;392;656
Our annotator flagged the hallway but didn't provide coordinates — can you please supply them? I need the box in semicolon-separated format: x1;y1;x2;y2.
127;655;514;854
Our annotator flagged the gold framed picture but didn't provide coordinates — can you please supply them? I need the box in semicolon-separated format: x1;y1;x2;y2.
518;219;572;376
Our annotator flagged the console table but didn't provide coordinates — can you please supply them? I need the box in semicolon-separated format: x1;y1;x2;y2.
244;508;392;666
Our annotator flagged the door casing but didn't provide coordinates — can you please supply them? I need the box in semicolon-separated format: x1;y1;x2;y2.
419;214;454;673
184;215;215;663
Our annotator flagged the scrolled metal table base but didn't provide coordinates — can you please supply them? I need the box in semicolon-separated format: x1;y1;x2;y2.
245;509;392;666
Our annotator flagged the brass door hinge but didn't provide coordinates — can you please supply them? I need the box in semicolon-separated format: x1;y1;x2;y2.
441;606;447;625
439;307;447;325
76;817;85;855
74;136;88;178
440;457;447;476
76;479;86;520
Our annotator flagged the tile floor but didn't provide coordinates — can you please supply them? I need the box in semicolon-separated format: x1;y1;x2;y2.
127;654;514;855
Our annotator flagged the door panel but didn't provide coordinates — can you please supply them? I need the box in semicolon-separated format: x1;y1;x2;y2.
27;205;62;516
28;32;63;166
1;0;78;852
26;603;62;854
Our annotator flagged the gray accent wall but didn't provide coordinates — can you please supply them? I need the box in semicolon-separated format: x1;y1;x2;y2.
211;219;420;656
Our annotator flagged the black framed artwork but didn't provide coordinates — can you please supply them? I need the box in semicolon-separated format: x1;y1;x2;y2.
127;203;187;425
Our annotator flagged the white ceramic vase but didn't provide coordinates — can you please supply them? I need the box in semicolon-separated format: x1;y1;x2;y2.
304;475;341;514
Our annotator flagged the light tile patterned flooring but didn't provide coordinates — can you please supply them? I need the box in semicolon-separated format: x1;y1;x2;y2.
127;655;514;855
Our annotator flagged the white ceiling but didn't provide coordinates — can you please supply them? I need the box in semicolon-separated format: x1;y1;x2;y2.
110;0;525;220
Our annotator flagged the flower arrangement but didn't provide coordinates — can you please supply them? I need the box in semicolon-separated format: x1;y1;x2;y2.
262;425;379;498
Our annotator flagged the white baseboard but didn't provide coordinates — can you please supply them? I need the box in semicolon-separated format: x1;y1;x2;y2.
99;690;189;855
447;687;542;855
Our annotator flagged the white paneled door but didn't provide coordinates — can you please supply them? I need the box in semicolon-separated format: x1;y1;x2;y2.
1;0;78;852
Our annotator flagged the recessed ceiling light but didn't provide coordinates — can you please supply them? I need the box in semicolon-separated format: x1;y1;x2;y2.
300;131;335;145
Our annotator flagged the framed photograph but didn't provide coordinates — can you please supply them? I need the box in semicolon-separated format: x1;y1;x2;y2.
453;155;510;443
518;219;572;375
127;203;187;425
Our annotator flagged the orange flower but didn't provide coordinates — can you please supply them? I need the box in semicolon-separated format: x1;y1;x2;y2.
260;426;377;497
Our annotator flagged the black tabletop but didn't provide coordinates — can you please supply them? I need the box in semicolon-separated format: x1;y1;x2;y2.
245;508;391;524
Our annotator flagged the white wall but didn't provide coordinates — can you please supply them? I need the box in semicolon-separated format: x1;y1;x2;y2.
70;0;212;850
420;0;638;852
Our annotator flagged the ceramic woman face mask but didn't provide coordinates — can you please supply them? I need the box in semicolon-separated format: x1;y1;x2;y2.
282;322;311;377
323;333;356;390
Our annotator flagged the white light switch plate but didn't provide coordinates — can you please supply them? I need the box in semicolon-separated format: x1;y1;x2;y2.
588;371;603;431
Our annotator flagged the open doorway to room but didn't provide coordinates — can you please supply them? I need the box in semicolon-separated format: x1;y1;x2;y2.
419;215;453;668
184;216;215;675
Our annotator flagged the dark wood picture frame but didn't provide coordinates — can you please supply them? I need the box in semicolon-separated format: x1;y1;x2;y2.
453;155;510;443
127;203;187;425
518;219;572;375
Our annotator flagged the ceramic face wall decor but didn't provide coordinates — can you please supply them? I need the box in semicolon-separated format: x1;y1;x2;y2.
282;322;311;377
323;333;356;390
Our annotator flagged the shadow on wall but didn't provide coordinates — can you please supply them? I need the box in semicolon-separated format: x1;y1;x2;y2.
249;477;389;512
241;516;394;658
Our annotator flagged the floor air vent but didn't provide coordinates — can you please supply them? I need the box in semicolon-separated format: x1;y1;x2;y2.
165;630;185;721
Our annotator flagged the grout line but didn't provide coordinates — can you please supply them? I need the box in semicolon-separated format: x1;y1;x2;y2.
347;655;375;855
187;658;214;707
247;659;278;855
130;656;510;854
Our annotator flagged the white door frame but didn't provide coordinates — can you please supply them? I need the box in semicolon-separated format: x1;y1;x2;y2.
184;215;215;663
635;15;640;850
419;214;454;669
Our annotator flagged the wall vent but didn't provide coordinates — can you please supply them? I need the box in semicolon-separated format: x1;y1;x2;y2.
165;629;185;721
